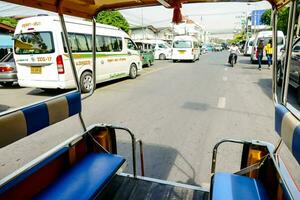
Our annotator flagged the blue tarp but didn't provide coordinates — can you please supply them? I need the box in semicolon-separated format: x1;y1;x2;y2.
0;34;13;49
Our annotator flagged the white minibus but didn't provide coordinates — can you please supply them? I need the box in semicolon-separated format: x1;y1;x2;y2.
244;36;255;56
250;31;285;63
14;16;142;93
172;36;200;62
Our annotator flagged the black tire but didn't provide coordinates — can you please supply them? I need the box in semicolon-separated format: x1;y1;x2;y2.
129;64;138;79
276;64;283;86
173;60;177;63
159;54;166;60
80;71;93;93
1;82;13;87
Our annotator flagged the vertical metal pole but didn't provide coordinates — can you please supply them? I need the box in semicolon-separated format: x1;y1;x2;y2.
281;1;297;105
58;13;87;132
92;17;96;93
59;13;81;91
272;8;278;104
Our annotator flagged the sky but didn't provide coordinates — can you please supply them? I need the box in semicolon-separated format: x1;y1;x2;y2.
0;1;271;33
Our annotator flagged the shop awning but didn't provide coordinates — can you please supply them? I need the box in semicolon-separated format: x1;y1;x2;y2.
0;34;13;49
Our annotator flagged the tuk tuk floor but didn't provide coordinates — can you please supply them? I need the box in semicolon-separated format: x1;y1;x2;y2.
98;174;209;200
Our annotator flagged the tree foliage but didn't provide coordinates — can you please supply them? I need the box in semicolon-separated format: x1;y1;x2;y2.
0;17;17;28
96;11;129;33
230;31;246;44
261;7;291;35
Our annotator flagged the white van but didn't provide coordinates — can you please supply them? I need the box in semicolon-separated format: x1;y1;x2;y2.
250;31;285;63
172;35;200;62
244;36;255;56
14;16;142;93
134;39;171;60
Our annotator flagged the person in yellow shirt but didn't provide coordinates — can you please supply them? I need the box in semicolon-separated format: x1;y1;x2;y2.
265;39;272;68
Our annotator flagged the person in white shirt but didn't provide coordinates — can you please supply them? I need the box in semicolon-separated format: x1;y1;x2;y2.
228;44;241;64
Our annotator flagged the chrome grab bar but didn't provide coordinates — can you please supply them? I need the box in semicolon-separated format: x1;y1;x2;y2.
211;139;251;175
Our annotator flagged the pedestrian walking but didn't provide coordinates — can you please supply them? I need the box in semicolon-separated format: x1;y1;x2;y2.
257;40;264;70
265;39;272;69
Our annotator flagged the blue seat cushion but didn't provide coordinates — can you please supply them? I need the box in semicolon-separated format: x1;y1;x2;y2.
212;173;269;200
35;153;125;200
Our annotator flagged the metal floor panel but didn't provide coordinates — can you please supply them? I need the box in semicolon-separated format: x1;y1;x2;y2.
97;175;209;200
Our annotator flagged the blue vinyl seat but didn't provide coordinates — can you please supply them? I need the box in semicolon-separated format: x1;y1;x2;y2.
211;173;269;200
35;153;125;200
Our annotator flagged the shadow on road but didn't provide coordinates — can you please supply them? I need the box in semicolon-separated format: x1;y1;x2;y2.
116;140;202;187
257;78;300;110
0;104;10;112
25;77;130;97
0;84;22;90
27;88;67;97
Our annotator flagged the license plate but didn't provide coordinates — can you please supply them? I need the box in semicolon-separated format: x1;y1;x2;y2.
31;66;42;74
179;50;185;54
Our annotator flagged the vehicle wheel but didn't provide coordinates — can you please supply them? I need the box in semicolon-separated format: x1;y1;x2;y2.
129;64;138;79
173;60;177;63
1;82;13;87
276;64;283;86
80;71;94;93
159;54;166;60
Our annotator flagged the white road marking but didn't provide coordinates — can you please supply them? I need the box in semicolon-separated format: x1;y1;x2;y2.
217;97;226;109
224;67;228;71
223;76;228;81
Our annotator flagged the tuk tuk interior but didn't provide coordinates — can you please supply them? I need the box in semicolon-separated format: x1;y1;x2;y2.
0;0;299;199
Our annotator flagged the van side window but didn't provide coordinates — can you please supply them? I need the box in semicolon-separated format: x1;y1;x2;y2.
96;35;105;52
85;34;92;51
158;44;166;49
126;38;137;50
68;33;78;52
76;34;89;52
111;37;122;52
61;33;78;52
293;40;300;52
103;36;112;52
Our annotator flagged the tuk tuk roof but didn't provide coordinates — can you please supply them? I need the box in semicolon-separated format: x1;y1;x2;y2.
3;0;288;19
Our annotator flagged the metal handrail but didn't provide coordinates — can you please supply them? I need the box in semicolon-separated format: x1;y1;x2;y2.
272;7;278;105
82;17;97;100
281;0;297;105
211;139;251;175
109;125;138;178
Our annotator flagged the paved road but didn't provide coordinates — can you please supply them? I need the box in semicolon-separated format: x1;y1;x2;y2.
0;52;299;187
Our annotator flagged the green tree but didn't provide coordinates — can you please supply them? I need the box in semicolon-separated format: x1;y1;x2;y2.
0;17;17;28
261;8;290;35
96;11;129;33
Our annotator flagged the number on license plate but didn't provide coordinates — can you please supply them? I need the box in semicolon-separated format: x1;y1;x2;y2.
31;66;42;74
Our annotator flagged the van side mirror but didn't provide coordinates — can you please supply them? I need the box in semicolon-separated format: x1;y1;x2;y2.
280;47;285;52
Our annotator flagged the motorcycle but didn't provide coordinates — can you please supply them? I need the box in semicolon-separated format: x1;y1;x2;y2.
228;53;237;67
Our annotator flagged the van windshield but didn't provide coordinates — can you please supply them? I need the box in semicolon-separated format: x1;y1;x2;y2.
173;40;192;48
14;32;55;54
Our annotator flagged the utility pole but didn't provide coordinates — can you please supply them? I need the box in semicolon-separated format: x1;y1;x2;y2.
141;8;144;40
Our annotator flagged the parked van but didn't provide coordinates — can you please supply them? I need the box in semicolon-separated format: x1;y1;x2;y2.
250;31;285;63
134;39;171;60
172;35;200;62
244;36;255;56
13;16;142;93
